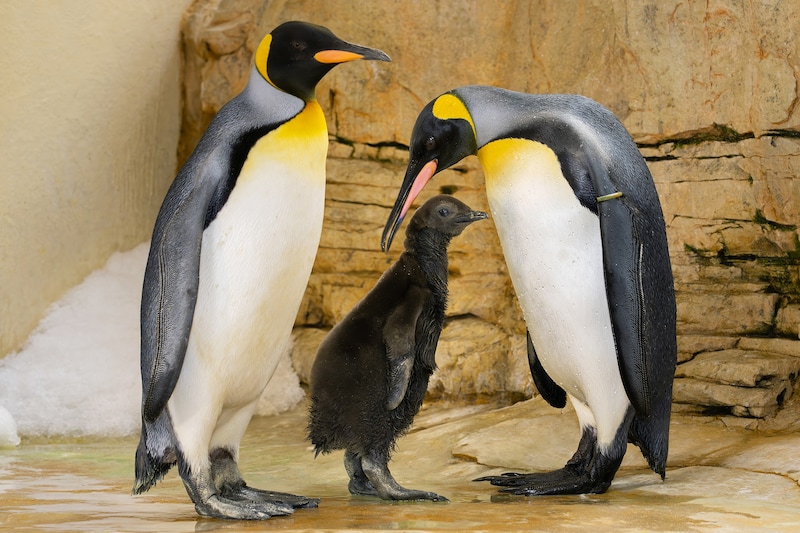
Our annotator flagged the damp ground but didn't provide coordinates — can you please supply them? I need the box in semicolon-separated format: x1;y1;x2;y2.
3;397;800;532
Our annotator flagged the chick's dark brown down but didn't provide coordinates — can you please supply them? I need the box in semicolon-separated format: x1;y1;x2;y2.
308;194;487;501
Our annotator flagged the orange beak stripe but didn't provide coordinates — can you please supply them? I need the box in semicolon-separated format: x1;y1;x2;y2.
314;50;364;64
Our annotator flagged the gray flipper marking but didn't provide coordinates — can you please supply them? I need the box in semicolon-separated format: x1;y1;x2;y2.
384;284;429;411
140;158;224;422
526;330;566;409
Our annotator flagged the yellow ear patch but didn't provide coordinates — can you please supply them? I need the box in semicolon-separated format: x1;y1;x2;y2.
255;34;273;85
432;94;476;139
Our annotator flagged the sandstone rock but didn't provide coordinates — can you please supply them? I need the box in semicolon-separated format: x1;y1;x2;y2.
181;0;800;419
676;291;780;336
675;349;800;388
776;304;800;339
182;0;800;151
289;327;328;384
673;377;792;418
719;434;800;485
430;317;520;398
677;335;738;364
736;337;800;358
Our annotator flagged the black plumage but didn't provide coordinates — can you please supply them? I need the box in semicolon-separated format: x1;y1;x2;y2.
308;195;486;501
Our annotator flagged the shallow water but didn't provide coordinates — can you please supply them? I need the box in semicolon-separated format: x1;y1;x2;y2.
3;400;800;532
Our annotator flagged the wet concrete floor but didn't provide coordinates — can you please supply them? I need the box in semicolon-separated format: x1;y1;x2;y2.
3;397;800;532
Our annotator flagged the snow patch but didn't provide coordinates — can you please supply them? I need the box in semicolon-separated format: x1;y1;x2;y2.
0;242;305;439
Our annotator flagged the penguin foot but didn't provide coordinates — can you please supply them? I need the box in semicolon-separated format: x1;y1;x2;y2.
476;468;610;495
209;448;319;510
348;477;379;497
194;493;295;520
360;452;449;502
223;485;319;509
476;419;629;496
349;476;446;501
382;486;450;502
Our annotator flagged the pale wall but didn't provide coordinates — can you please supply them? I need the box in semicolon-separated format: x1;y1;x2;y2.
0;0;195;356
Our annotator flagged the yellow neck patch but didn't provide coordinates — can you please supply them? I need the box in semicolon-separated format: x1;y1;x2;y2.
478;138;560;187
241;100;328;183
255;34;275;88
432;94;476;139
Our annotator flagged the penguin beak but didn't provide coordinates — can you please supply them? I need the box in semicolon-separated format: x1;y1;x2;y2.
454;210;488;224
314;43;391;64
381;160;438;252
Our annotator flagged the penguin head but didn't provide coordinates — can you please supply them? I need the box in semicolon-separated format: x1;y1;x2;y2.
407;194;487;242
382;93;477;252
255;21;391;101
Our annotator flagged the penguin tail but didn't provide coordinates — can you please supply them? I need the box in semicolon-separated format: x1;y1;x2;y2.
628;395;671;479
132;420;174;495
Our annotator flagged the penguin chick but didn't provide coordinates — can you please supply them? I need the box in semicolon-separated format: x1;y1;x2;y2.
133;21;389;521
308;194;487;502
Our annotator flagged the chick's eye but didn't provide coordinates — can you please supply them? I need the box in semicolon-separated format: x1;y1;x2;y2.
438;207;450;217
425;136;436;151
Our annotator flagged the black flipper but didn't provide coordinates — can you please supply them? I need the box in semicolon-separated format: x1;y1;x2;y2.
581;150;653;416
383;284;429;410
139;160;223;422
526;330;566;409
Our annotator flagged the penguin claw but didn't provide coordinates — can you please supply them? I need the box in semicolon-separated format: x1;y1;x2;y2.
473;472;522;482
474;472;535;487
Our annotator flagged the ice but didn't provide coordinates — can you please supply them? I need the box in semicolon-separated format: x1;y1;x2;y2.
0;242;305;439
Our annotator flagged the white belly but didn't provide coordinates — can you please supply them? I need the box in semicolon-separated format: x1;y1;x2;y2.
165;102;328;467
187;159;325;406
479;138;629;444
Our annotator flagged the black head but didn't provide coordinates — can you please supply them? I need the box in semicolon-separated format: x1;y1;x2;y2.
382;93;477;251
406;195;487;242
255;21;390;101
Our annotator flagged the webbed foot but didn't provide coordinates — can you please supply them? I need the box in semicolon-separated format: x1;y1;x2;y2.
359;450;449;502
193;493;294;520
475;466;610;495
222;484;319;509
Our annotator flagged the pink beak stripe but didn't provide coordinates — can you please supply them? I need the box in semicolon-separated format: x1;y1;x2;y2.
399;160;438;220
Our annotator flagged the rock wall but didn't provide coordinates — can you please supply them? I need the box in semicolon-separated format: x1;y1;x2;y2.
179;0;800;422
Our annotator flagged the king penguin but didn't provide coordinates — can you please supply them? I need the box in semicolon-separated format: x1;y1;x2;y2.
133;21;390;520
308;195;486;502
381;86;676;496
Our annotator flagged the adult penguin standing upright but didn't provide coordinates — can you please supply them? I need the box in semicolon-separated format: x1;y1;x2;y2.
382;86;676;496
133;22;390;520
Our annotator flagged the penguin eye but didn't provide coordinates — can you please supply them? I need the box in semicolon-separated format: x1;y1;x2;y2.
425;136;436;151
290;39;307;51
438;207;450;217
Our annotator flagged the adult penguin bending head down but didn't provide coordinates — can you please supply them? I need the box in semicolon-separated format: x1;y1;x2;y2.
133;22;390;520
382;86;676;496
